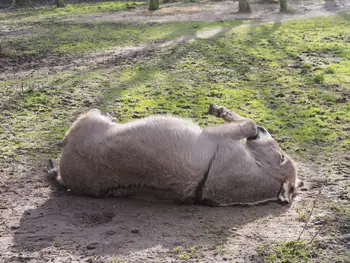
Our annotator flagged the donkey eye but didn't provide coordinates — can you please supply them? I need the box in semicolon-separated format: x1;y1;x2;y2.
280;154;286;165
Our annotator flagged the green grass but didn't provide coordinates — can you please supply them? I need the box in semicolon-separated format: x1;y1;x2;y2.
1;20;245;56
256;240;321;263
0;11;350;166
0;1;146;22
167;245;200;260
98;13;350;158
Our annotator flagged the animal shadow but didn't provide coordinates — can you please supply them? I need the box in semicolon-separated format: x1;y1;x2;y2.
13;186;289;257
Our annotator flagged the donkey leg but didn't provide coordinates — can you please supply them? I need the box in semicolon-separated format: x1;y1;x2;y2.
206;104;257;140
208;104;246;123
203;119;257;140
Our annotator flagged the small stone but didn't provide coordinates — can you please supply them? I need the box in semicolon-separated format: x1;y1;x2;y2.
229;228;239;235
316;242;328;249
105;230;115;236
173;241;182;246
314;220;326;226
86;244;96;250
131;229;139;234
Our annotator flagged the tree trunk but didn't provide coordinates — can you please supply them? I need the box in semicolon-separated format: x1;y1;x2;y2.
238;0;251;13
55;0;65;8
0;43;3;57
15;0;31;6
149;0;159;11
280;0;288;13
324;0;338;10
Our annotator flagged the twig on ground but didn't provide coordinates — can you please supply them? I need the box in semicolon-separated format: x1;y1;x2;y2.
66;252;77;262
296;180;328;242
307;225;325;246
22;212;63;221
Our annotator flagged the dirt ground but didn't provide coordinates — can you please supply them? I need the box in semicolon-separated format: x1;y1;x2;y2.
2;159;348;263
0;1;349;262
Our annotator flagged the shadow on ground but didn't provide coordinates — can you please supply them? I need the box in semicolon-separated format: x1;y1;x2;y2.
12;183;290;257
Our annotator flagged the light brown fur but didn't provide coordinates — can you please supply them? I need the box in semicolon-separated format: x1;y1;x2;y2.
48;105;299;206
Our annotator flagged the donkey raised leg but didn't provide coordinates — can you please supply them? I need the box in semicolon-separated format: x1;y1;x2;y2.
204;103;262;141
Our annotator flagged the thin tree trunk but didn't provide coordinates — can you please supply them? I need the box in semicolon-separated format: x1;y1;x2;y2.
55;0;65;8
149;0;159;10
238;0;251;13
280;0;288;13
324;0;338;10
15;0;31;6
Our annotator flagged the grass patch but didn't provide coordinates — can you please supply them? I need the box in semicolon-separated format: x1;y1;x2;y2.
95;12;350;158
256;240;321;263
2;20;245;56
167;245;200;260
313;74;325;84
1;12;350;165
0;1;147;22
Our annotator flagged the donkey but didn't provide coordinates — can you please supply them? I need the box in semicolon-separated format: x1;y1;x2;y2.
46;104;300;206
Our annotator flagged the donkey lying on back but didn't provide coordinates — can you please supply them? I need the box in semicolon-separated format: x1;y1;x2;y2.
47;104;300;206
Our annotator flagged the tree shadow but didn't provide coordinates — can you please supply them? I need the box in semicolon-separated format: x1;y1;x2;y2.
93;21;247;112
92;16;284;119
12;181;290;257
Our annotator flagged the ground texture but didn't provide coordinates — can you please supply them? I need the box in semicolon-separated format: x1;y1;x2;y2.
0;0;349;262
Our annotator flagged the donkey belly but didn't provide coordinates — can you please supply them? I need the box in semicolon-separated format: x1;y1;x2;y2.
98;117;216;200
101;126;216;200
60;116;217;200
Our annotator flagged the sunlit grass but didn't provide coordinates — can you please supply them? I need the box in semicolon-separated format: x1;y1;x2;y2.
1;12;349;164
0;1;146;22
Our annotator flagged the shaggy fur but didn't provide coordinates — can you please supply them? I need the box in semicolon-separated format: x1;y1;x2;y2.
47;105;299;206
